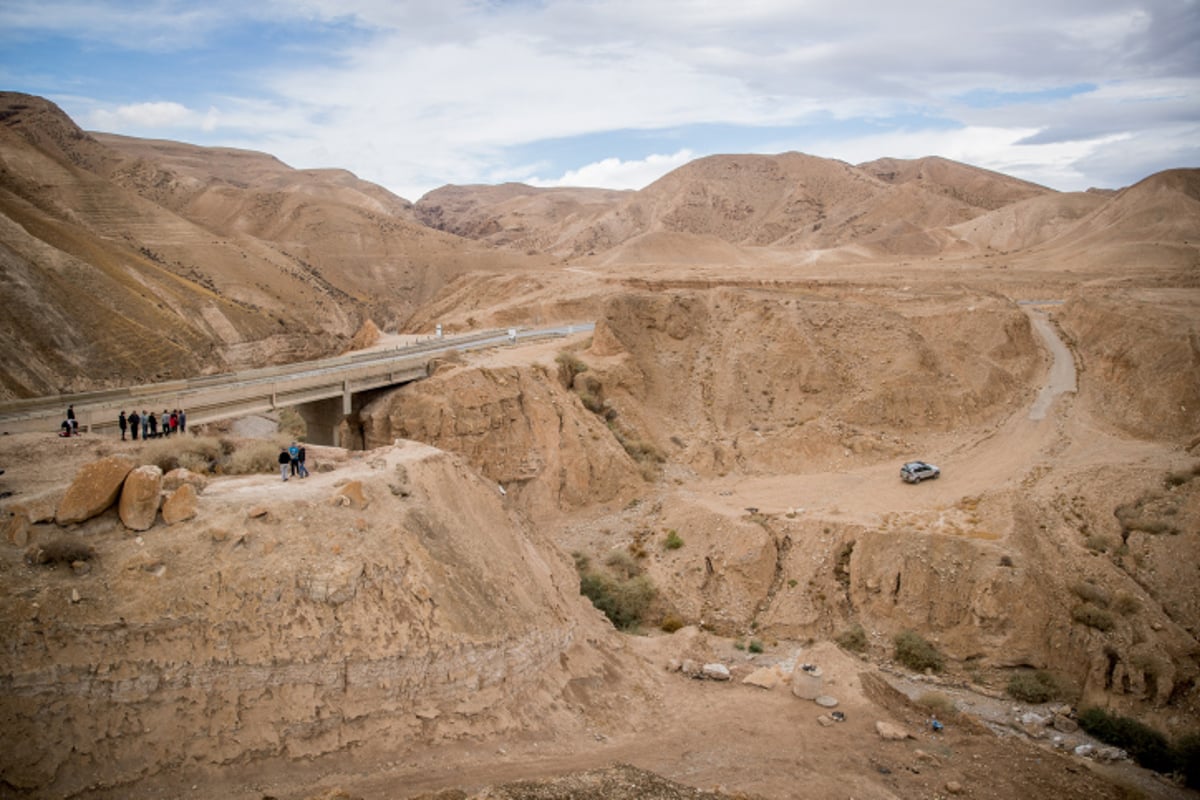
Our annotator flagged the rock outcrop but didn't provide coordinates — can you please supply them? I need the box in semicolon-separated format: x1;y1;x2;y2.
55;455;135;525
118;464;163;531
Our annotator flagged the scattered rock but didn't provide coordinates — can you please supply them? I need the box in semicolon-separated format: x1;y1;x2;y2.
71;559;90;576
945;780;964;794
56;455;136;525
702;663;731;681
816;714;834;727
162;468;207;494
118;464;163;531
8;489;62;524
162;484;198;525
70;588;80;604
1073;744;1094;758
876;721;913;741
247;506;269;519
680;659;702;677
4;514;30;547
332;481;369;509
742;666;782;690
914;749;941;766
1052;713;1078;733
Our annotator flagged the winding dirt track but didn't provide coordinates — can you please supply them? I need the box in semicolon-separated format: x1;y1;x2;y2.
682;304;1085;522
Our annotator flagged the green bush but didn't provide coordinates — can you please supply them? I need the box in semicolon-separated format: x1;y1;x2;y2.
660;614;684;633
1071;603;1115;632
577;555;657;631
748;639;764;654
893;630;944;673
663;530;684;550
1077;707;1174;773
1006;670;1061;704
836;624;868;653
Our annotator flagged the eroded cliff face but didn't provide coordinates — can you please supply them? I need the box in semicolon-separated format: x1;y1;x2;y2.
604;468;1199;720
1058;289;1200;444
348;364;645;513
580;287;1042;476
0;444;648;795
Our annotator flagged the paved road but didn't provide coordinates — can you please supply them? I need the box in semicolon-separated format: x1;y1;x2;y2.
0;323;594;436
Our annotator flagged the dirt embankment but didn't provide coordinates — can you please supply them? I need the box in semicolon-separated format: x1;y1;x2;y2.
0;443;654;795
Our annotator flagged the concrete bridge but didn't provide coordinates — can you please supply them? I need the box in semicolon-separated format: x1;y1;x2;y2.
0;324;593;446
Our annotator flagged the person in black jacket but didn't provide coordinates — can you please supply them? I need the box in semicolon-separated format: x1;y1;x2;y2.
118;410;127;440
129;410;140;440
278;447;291;481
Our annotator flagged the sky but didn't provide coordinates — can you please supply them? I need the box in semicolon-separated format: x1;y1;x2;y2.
2;0;1198;201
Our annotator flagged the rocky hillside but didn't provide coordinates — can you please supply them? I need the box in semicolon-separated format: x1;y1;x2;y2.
416;152;1056;261
0;93;545;398
0;442;651;795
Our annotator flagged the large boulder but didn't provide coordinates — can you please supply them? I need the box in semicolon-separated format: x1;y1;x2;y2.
118;465;163;531
56;456;136;525
161;484;198;525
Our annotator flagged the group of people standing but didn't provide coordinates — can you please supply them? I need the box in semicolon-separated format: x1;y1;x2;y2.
279;441;309;481
117;408;186;441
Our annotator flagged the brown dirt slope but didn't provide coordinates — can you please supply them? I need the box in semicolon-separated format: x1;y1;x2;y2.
0;93;545;397
0;441;653;796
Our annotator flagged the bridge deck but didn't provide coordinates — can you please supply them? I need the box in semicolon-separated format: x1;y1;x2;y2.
0;324;593;436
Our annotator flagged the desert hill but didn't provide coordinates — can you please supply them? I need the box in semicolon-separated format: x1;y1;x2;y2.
0;93;545;398
417;152;1059;262
2;91;1200;799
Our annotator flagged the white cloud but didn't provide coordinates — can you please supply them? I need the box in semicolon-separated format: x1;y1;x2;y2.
528;150;697;190
89;101;196;129
10;0;1199;194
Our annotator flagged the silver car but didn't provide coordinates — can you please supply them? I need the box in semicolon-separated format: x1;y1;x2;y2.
901;461;940;483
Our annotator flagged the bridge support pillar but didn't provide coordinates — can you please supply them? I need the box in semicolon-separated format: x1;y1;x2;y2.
296;396;346;447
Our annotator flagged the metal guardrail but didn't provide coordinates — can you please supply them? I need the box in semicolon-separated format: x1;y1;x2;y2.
0;323;594;435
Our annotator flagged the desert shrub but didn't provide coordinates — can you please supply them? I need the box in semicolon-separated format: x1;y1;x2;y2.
578;390;605;414
748;639;764;654
663;530;684;550
1072;603;1116;632
610;425;665;464
579;571;656;630
1113;592;1140;615
917;691;957;716
893;630;944;673
225;439;286;475
578;549;658;631
998;554;1015;567
1077;707;1174;773
555;351;588;388
277;407;306;439
660;614;685;633
836;624;868;653
1084;535;1113;553
1070;581;1112;607
30;537;95;565
1006;669;1062;704
605;549;640;578
176;451;210;474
